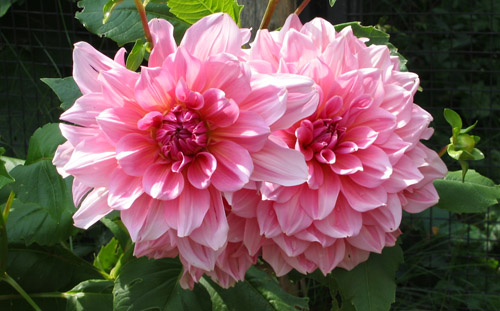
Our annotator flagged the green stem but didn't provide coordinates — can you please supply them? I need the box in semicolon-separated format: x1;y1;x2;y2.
1;272;42;311
295;0;311;15
134;0;154;47
259;0;280;29
3;192;15;222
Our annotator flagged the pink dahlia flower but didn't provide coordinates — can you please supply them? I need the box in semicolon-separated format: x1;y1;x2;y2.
224;15;448;276
53;13;319;288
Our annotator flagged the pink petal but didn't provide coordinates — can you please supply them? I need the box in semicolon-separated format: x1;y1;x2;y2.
97;107;144;145
348;147;393;188
120;194;151;241
113;47;126;66
73;187;112;229
341;177;388;212
238;74;287;126
365;194;402;232
305;240;345;275
338;242;370;270
211;110;269;152
199;88;239;128
61;93;108;127
164;47;205;92
209;141;253;192
53;141;73;178
314;195;362;238
59;123;97;147
228;188;260;219
243;219;264;256
262;245;293;277
342;126;378;150
64;137;116;187
177;237;218;271
272;234;309;257
116;133;159;177
143;163;184;200
135;199;169;242
268;74;319;131
135;66;174;111
189;188;229;250
72;42;122;94
256;201;282;238
330;153;363;175
308;172;341;220
148;18;177;67
164;183;210;236
281;29;317;65
202;53;252;102
72;178;91;208
250;139;308;186
180;13;247;61
347;225;386;253
250;29;280;69
187;152;217;189
274;192;313;235
98;68;139;107
107;168;144;210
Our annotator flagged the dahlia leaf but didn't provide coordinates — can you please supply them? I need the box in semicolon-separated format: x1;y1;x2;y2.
93;238;122;273
113;257;212;311
200;267;309;311
41;77;82;111
332;244;403;311
103;0;124;24
126;38;148;71
434;170;500;213
0;147;14;189
329;0;337;7
76;0;189;46
0;200;7;276
65;280;114;311
100;217;131;251
334;22;389;46
166;0;243;25
443;108;462;130
0;244;104;307
2;124;75;245
0;0;21;17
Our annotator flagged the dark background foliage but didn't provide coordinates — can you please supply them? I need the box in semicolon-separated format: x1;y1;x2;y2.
0;0;499;310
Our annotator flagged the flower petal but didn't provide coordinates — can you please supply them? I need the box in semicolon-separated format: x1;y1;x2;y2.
73;187;112;229
148;18;177;67
209;141;253;192
143;163;185;200
107;168;144;210
187;152;217;189
116;133;159;177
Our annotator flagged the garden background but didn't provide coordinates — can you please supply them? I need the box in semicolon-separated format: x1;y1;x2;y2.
0;0;499;309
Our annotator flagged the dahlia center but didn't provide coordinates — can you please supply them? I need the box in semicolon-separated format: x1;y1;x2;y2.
297;116;345;163
155;106;208;162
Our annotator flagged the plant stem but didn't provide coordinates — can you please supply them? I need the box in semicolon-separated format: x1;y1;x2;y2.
295;0;311;15
259;0;280;29
2;272;42;311
134;0;153;47
3;192;15;222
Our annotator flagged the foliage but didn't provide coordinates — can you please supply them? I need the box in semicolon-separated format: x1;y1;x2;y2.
166;0;243;25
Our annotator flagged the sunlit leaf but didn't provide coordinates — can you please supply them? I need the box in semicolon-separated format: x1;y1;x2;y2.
444;108;463;129
41;77;82;111
103;0;124;24
434;170;500;213
166;0;243;25
66;279;114;311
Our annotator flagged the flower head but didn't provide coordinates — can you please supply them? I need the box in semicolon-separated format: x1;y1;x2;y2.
54;13;318;288
228;15;448;276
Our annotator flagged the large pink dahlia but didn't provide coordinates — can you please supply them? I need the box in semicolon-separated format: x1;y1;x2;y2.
53;13;318;287
224;15;448;276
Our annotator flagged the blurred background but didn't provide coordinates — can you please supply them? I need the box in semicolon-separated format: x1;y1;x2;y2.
0;0;499;309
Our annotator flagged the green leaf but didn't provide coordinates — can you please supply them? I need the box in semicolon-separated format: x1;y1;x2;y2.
0;244;104;294
103;0;124;24
434;170;500;213
3;124;75;246
332;244;404;311
0;200;7;275
25;123;66;165
100;217;131;251
41;77;82;111
126;38;147;71
200;267;309;311
0;147;14;189
443;108;463;129
65;280;114;311
93;238;122;273
334;22;390;46
113;257;212;311
166;0;243;25
76;0;190;46
329;0;337;7
0;155;24;172
460;120;478;134
0;0;21;17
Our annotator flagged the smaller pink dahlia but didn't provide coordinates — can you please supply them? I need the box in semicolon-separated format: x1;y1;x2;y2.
53;13;319;288
223;14;449;276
